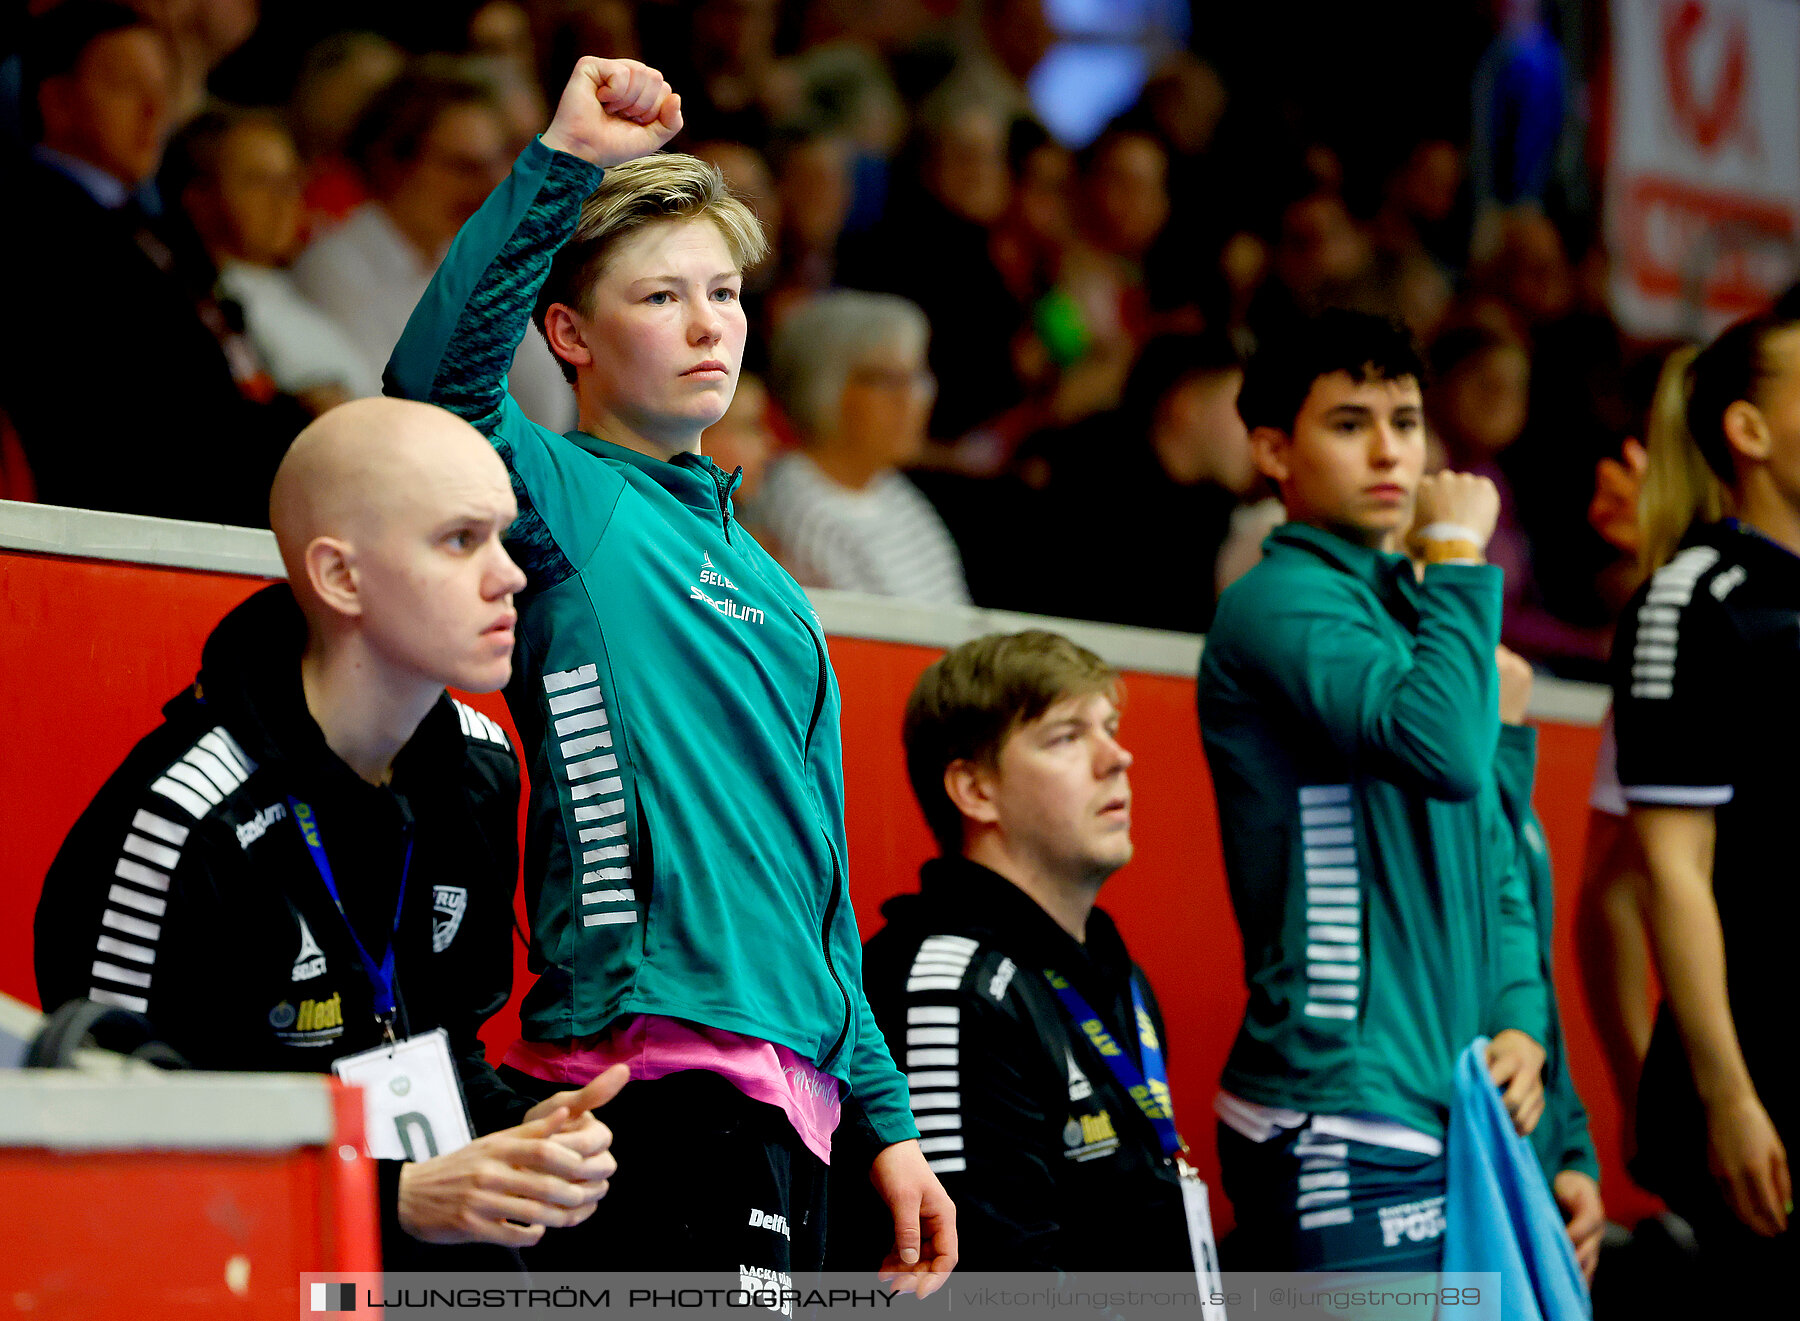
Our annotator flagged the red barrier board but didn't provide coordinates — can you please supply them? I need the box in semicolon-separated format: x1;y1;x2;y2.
0;546;1656;1234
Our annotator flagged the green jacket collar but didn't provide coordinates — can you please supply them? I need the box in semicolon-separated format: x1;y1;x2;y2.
564;430;741;515
1266;521;1416;595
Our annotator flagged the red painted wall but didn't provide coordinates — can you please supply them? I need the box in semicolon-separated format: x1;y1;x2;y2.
0;548;1655;1229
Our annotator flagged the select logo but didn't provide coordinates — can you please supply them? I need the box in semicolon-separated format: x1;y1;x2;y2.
310;1281;355;1311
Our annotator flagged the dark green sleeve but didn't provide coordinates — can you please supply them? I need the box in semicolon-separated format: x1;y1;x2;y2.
1494;725;1600;1181
385;138;601;435
1225;561;1503;800
1483;778;1551;1049
384;138;614;582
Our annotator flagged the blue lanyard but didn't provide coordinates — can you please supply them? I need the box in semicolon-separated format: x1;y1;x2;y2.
289;798;412;1040
1043;968;1182;1158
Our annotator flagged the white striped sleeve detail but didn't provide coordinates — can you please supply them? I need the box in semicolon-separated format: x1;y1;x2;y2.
95;934;155;965
901;937;977;1175
554;708;610;736
108;884;166;917
201;729;256;779
543;664;599;694
121;833;181;871
85;741;227;1011
547;685;606;715
907;1006;959;1024
92;959;152;989
114;858;171;892
544;663;636;934
150;776;212;819
1628;546;1721;702
451;700;512;748
130;810;190;847
102;909;160;940
1620;784;1734;805
88;988;148;1013
161;762;222;806
182;747;243;797
1298;787;1361;1019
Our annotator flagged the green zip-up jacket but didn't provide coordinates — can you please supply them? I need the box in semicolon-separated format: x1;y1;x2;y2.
1197;523;1548;1138
385;138;915;1148
1495;723;1600;1183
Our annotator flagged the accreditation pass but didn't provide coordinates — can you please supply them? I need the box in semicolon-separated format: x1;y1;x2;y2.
333;1027;474;1161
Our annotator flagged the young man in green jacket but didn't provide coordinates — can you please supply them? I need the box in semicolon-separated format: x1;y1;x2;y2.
1199;310;1549;1272
384;57;951;1289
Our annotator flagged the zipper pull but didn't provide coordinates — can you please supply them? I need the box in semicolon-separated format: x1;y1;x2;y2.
716;464;743;544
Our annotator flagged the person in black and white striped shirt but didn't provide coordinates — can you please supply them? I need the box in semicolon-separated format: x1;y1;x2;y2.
759;291;972;605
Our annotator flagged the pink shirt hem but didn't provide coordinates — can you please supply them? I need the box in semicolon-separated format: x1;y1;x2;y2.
503;1015;842;1164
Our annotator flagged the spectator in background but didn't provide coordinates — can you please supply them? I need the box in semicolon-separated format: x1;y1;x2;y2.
1017;333;1259;633
1372;138;1467;283
287;30;403;228
1472;208;1635;677
764;126;852;325
1;0;301;526
784;41;908;236
1428;321;1610;668
841;93;1024;442
291;59;576;434
145;0;258;130
166;107;379;413
466;1;537;88
1246;189;1377;347
763;291;971;604
1470;0;1569;218
648;0;790;149
1019;126;1176;429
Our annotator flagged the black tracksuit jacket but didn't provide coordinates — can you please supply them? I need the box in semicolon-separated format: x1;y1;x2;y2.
831;857;1194;1272
34;585;528;1265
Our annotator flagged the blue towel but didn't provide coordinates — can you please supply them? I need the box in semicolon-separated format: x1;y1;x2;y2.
1444;1038;1591;1321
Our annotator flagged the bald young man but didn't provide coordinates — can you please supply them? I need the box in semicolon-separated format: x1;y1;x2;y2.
35;398;624;1267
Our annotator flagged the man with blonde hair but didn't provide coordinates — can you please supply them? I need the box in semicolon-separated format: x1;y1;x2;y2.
36;397;624;1268
834;630;1199;1273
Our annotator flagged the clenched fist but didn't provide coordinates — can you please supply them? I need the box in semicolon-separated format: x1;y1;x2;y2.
1407;471;1499;561
541;57;683;169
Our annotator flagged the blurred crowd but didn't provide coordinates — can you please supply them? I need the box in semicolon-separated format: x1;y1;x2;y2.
0;0;1673;679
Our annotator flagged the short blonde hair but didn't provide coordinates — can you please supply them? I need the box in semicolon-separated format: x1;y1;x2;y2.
535;153;768;380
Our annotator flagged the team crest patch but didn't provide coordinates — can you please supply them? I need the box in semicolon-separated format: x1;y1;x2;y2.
432;885;468;953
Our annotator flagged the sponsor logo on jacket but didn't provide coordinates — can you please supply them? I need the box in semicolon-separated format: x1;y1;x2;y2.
270;992;345;1045
432;885;468;953
292;913;327;981
700;553;739;590
1378;1196;1446;1249
690;583;765;627
748;1207;791;1240
1062;1109;1121;1161
236;801;288;850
